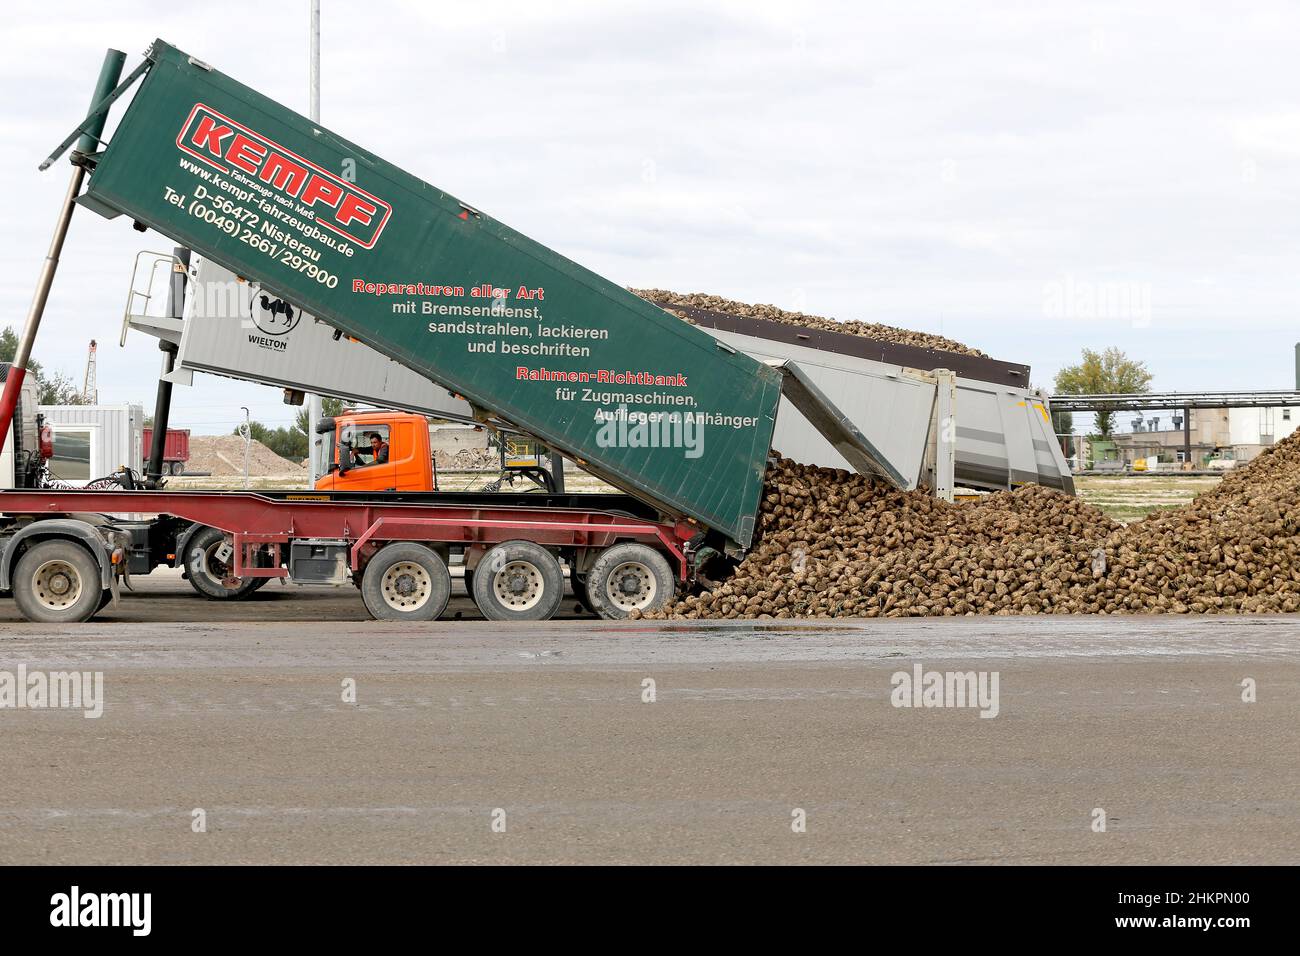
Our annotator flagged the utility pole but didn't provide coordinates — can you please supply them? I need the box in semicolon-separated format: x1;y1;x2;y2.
239;407;252;490
305;0;324;481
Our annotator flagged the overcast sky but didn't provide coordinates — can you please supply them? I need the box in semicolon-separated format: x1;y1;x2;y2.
2;0;1298;434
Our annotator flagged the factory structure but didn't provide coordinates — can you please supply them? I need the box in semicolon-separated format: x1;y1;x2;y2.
1103;405;1300;468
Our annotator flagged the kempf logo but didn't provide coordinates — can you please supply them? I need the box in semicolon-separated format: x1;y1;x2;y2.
176;103;392;249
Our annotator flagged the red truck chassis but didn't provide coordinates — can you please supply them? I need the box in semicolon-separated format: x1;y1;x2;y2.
0;489;695;623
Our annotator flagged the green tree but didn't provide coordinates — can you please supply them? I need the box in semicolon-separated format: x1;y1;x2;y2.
0;326;90;405
1054;347;1152;437
293;396;346;438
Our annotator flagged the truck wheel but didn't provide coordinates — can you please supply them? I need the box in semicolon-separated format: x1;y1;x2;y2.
185;526;263;600
12;540;105;624
170;461;185;476
473;540;564;621
585;543;675;619
360;543;451;622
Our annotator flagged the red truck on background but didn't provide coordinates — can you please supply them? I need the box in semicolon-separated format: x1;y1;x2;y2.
140;427;189;476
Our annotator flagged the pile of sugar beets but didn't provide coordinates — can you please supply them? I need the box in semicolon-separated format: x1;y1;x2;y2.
631;289;986;358
643;435;1300;619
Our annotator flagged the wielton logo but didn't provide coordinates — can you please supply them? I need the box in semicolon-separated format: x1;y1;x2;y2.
176;103;392;249
251;294;301;337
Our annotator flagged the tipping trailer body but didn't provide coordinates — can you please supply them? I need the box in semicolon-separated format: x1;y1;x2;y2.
153;254;481;426
75;40;794;548
137;257;1072;493
687;312;1074;494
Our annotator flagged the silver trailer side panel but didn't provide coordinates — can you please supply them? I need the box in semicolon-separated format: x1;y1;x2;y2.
706;327;1074;494
148;260;1073;494
710;329;935;489
171;258;477;423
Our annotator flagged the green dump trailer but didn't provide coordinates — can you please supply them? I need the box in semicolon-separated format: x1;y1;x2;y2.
45;40;895;553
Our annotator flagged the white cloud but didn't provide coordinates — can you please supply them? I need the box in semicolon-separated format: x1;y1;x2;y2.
1;0;1299;433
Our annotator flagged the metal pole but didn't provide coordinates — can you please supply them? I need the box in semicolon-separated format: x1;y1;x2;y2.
240;407;252;489
933;369;956;502
305;0;324;482
0;49;126;439
146;247;189;486
309;0;321;121
147;345;178;486
548;449;566;493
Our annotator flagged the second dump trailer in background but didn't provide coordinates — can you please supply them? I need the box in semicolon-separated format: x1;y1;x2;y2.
128;256;1073;494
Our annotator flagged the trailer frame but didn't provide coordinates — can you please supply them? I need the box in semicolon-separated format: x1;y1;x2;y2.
0;487;695;596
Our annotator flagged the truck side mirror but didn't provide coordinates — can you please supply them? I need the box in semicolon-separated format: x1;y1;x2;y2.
337;424;355;475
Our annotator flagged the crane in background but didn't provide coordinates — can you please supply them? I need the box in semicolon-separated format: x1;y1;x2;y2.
81;339;97;403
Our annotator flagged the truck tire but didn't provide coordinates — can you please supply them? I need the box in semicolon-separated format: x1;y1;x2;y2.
585;543;675;620
472;540;564;621
360;542;451;622
12;539;105;624
184;526;267;600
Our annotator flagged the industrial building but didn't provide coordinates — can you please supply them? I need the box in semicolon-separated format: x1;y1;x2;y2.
1109;405;1300;468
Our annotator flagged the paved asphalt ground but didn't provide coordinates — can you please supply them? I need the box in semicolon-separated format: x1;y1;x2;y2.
1;570;1297;864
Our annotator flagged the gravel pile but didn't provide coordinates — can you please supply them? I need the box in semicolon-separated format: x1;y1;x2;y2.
187;436;306;477
435;448;499;471
631;289;986;358
647;432;1300;619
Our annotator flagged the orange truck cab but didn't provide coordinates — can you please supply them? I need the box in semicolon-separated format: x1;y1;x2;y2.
314;411;436;493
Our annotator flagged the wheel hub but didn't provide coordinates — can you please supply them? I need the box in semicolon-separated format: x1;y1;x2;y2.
33;559;84;611
493;560;544;611
381;561;431;611
605;561;656;611
202;544;232;583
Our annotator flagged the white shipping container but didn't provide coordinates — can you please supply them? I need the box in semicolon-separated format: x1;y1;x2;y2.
38;404;144;485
